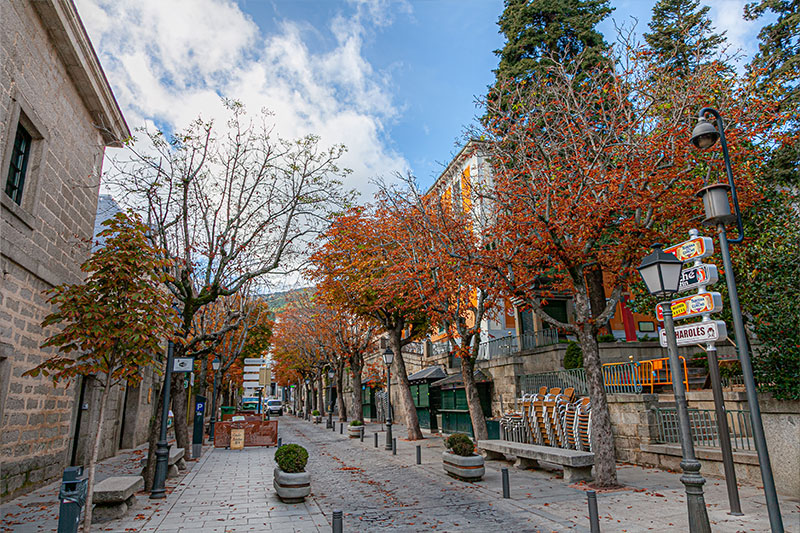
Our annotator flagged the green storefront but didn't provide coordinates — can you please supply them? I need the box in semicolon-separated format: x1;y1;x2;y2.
362;383;378;420
408;366;447;432
431;369;497;438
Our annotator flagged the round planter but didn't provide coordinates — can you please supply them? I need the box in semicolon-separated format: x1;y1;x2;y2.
347;425;363;438
273;468;311;503
442;451;484;482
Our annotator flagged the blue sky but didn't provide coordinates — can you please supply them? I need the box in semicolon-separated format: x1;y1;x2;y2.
79;0;767;195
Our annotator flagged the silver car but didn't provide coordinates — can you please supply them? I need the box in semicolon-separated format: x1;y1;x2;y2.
266;399;283;416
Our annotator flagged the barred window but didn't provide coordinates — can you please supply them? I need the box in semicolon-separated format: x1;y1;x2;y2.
5;123;32;205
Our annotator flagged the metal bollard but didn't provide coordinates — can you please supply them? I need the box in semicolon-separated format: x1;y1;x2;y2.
277;437;282;447
374;433;378;448
332;509;343;533
416;445;421;465
57;466;87;533
332;422;335;432
360;428;364;442
392;438;397;455
587;490;600;533
501;467;510;499
340;423;343;434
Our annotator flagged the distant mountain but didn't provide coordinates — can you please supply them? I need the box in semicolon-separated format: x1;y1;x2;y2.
259;287;314;312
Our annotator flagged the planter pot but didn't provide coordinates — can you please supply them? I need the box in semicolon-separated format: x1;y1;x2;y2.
313;416;322;424
273;468;311;503
442;451;484;482
348;426;363;438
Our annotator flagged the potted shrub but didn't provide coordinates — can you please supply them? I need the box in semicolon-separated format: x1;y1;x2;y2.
348;420;364;438
442;433;484;482
273;444;310;503
312;409;321;423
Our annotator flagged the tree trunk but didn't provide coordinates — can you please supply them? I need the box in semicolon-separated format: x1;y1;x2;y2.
83;378;112;531
336;371;347;422
390;330;423;440
578;325;618;487
350;368;364;424
461;348;488;441
170;373;190;459
318;376;325;416
143;379;165;491
586;263;610;336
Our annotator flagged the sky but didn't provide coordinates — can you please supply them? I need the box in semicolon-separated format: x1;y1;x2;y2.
77;0;769;198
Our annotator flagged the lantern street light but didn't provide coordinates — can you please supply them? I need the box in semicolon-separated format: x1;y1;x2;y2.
638;245;710;533
327;369;335;429
382;347;394;450
209;358;221;442
691;107;782;531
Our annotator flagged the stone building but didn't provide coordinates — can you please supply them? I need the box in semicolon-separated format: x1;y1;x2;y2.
0;0;129;500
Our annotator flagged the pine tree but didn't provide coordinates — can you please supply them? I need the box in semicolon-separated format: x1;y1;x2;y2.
745;0;799;105
643;0;726;76
494;0;613;81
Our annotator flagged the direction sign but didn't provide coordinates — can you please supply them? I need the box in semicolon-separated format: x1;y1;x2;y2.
656;292;722;321
244;358;268;365
243;366;262;373
243;373;260;381
659;320;727;347
665;236;714;263
172;357;194;373
678;264;718;293
243;381;261;389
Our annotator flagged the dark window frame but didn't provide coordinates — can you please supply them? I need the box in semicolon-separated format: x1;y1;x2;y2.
5;122;33;205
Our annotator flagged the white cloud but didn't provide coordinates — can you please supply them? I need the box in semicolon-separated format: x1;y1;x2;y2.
705;0;762;61
76;0;409;198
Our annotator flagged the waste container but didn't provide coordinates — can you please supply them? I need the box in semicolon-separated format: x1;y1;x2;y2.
221;406;235;416
57;466;87;533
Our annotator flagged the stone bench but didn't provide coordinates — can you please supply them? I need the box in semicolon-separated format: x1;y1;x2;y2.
139;447;186;478
92;475;143;523
477;439;594;483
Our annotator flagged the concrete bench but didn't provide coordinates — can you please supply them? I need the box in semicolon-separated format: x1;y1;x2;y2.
92;475;143;522
477;439;594;483
168;447;186;478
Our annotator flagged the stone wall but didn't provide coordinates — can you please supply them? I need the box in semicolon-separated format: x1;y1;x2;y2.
0;0;114;501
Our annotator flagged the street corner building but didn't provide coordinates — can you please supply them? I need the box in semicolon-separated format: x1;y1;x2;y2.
0;0;132;501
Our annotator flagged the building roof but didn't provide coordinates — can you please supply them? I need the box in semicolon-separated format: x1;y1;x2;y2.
32;0;130;146
430;369;491;389
408;366;447;383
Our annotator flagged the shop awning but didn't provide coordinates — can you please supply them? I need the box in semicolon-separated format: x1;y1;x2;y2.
430;369;491;389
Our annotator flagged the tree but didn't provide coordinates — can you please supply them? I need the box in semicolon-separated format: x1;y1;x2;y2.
494;0;612;82
24;212;177;530
643;0;726;76
478;46;785;486
309;208;429;440
107;101;352;459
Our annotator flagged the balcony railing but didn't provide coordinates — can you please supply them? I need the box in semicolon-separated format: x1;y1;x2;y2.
477;329;559;360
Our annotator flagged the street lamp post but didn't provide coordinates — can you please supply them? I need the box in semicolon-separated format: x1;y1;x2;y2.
304;378;311;420
209;358;220;442
691;108;783;532
382;347;394;450
327;369;335;429
638;245;710;533
151;341;174;499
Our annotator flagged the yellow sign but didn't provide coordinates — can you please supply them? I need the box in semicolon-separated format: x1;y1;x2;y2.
231;428;245;450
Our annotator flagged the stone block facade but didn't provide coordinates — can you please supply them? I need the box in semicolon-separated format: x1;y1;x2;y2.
0;0;128;501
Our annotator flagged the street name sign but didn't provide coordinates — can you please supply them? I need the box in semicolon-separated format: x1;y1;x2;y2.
659;320;727;347
678;264;718;293
243;373;260;381
172;357;194;373
244;358;268;365
664;236;714;263
656;292;722;321
243;366;262;373
243;380;260;389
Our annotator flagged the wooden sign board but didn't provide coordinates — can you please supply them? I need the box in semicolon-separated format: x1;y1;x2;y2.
230;428;245;450
214;420;278;447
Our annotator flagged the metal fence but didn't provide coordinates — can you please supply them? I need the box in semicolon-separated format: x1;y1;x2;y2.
654;407;753;451
520;368;589;396
478;330;558;360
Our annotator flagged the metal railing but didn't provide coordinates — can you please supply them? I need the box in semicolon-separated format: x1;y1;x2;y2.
637;357;689;393
602;362;643;393
520;368;589;396
654;407;753;451
477;329;558;360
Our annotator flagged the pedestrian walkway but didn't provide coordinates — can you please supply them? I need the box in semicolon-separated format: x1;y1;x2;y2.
3;417;798;532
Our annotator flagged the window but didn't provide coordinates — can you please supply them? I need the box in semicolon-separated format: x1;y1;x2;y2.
5;123;33;205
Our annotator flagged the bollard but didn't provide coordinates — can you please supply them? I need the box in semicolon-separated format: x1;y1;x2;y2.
587;490;600;533
392;437;397;455
416;445;421;465
332;509;343;533
340;423;343;434
277;437;282;447
374;433;378;448
501;467;510;499
360;428;364;442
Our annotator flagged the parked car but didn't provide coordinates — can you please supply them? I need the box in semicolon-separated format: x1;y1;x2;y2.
266;399;283;416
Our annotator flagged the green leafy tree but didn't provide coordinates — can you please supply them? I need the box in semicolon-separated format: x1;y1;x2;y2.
643;0;726;76
24;212;177;530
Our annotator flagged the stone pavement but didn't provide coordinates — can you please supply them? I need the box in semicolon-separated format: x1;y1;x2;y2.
3;416;799;532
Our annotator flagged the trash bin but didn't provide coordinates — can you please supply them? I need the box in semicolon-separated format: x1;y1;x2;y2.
57;466;87;533
221;406;235;417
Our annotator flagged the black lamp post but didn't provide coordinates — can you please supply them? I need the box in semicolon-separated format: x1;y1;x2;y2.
638;245;710;533
151;341;174;499
327;369;335;429
304;378;311;420
209;358;220;442
382;347;394;450
691;108;783;531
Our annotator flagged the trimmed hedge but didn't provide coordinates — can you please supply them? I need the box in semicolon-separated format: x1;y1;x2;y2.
445;433;475;457
275;444;308;473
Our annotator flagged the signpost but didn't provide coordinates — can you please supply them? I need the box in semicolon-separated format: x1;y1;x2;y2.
678;264;718;292
664;236;714;262
655;292;722;321
659;321;727;347
172;357;194;373
244;358;268;365
243;373;260;381
243;381;260;389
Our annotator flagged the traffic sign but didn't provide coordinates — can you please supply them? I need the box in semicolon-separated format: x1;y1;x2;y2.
243;373;259;381
665;236;714;263
172;357;194;373
678;264;718;293
659;320;727;347
244;358;268;365
656;292;722;321
243;381;260;389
